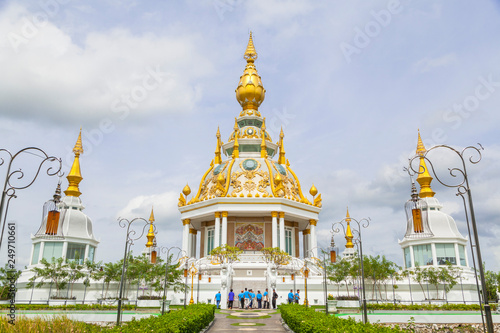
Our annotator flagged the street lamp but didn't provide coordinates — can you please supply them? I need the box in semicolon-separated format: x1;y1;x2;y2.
408;143;493;333
157;246;185;315
300;261;310;307
188;262;198;305
332;213;370;324
0;147;61;250
116;217;150;326
304;247;330;313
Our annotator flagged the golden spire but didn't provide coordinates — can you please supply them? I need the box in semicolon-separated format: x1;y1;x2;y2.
183;183;191;196
309;184;318;197
215;126;222;164
236;32;266;113
345;207;354;248
233;119;239;158
260;119;267;158
415;131;435;198
64;129;84;197
146;207;155;248
278;127;286;164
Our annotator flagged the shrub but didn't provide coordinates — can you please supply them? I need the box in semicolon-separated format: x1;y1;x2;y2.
108;303;216;333
280;304;402;332
366;303;497;311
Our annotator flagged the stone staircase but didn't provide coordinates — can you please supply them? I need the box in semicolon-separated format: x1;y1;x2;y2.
231;278;269;308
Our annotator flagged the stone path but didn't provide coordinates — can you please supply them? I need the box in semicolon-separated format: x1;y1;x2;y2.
206;308;286;332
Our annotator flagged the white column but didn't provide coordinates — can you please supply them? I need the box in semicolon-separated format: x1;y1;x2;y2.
431;243;437;266
272;212;278;248
214;213;221;248
279;212;285;252
221;211;228;246
84;244;89;262
309;219;318;257
189;228;197;258
62;241;68;262
409;245;415;268
454;243;460;266
303;229;310;258
182;219;190;256
38;242;45;263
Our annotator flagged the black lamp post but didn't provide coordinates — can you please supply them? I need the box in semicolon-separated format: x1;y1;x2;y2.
332;215;370;324
409;143;493;333
116;217;150;326
0;147;61;250
157;246;185;315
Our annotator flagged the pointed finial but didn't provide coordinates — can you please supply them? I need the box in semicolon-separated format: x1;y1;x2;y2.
183;183;191;196
415;131;435;198
260;118;267;158
278;127;286;164
64;129;84;197
244;31;258;61
309;184;318;197
234;118;239;132
346;207;351;222
149;206;155;222
233;126;239;158
215;127;222;164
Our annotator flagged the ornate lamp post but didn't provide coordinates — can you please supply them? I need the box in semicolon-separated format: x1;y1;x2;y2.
408;143;493;333
157;246;185;315
116;217;150;326
0;147;61;250
188;262;198;305
301;262;310;307
332;213;370;324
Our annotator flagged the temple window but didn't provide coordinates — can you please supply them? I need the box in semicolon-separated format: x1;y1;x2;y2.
413;244;433;266
436;243;456;265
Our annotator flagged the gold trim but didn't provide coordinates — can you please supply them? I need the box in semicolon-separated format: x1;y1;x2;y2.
222;211;228;218
303;229;310;235
271;211;278;218
215;212;221;218
286;164;311;205
183;219;191;225
309;219;317;226
223;159;236;197
180;201;321;214
279;212;285;218
264;159;276;197
192;163;215;204
189;228;197;234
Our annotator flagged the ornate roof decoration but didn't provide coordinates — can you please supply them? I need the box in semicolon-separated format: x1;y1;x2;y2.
64;129;84;197
415;130;435;198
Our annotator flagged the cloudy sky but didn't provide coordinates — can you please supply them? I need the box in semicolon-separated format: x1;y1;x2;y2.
1;0;499;272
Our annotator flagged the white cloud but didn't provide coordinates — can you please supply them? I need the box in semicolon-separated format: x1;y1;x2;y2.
413;53;458;73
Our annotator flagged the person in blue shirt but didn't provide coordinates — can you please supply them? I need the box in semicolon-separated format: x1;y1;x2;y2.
288;289;294;304
244;288;250;309
256;290;263;308
228;289;235;309
263;288;269;309
295;290;300;304
215;291;222;309
238;290;245;309
249;289;254;309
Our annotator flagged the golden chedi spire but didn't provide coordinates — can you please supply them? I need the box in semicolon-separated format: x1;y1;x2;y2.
415;131;435;198
236;32;266;115
345;207;354;248
215;126;222;164
278;127;286;164
146;207;155;248
64;129;84;197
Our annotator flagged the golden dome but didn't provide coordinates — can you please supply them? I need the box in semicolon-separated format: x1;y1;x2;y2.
183;184;191;196
235;32;265;115
309;184;318;197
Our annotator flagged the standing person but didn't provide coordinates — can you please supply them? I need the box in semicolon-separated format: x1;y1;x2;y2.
244;288;250;309
272;289;278;309
257;290;262;309
228;289;235;309
249;289;254;309
295;290;300;304
238;290;245;309
215;291;222;309
288;289;294;304
263;288;269;309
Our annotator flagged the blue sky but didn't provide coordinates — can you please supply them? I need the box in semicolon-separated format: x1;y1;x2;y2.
0;0;499;271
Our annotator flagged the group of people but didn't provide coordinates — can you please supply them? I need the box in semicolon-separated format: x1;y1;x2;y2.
287;289;301;304
214;288;279;309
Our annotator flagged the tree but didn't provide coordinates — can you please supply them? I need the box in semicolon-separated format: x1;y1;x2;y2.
261;247;291;267
484;266;499;302
101;261;121;299
27;257;68;298
209;244;242;264
65;259;85;299
327;258;352;297
0;264;21;300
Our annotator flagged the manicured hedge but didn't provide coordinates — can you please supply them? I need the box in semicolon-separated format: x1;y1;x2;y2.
108;304;216;333
366;303;498;311
280;304;403;333
0;304;135;311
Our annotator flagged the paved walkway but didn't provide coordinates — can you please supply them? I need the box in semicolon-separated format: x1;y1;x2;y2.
207;309;286;332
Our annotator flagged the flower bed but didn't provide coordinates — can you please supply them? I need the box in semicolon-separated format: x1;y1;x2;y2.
366;303;498;311
280;304;403;332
